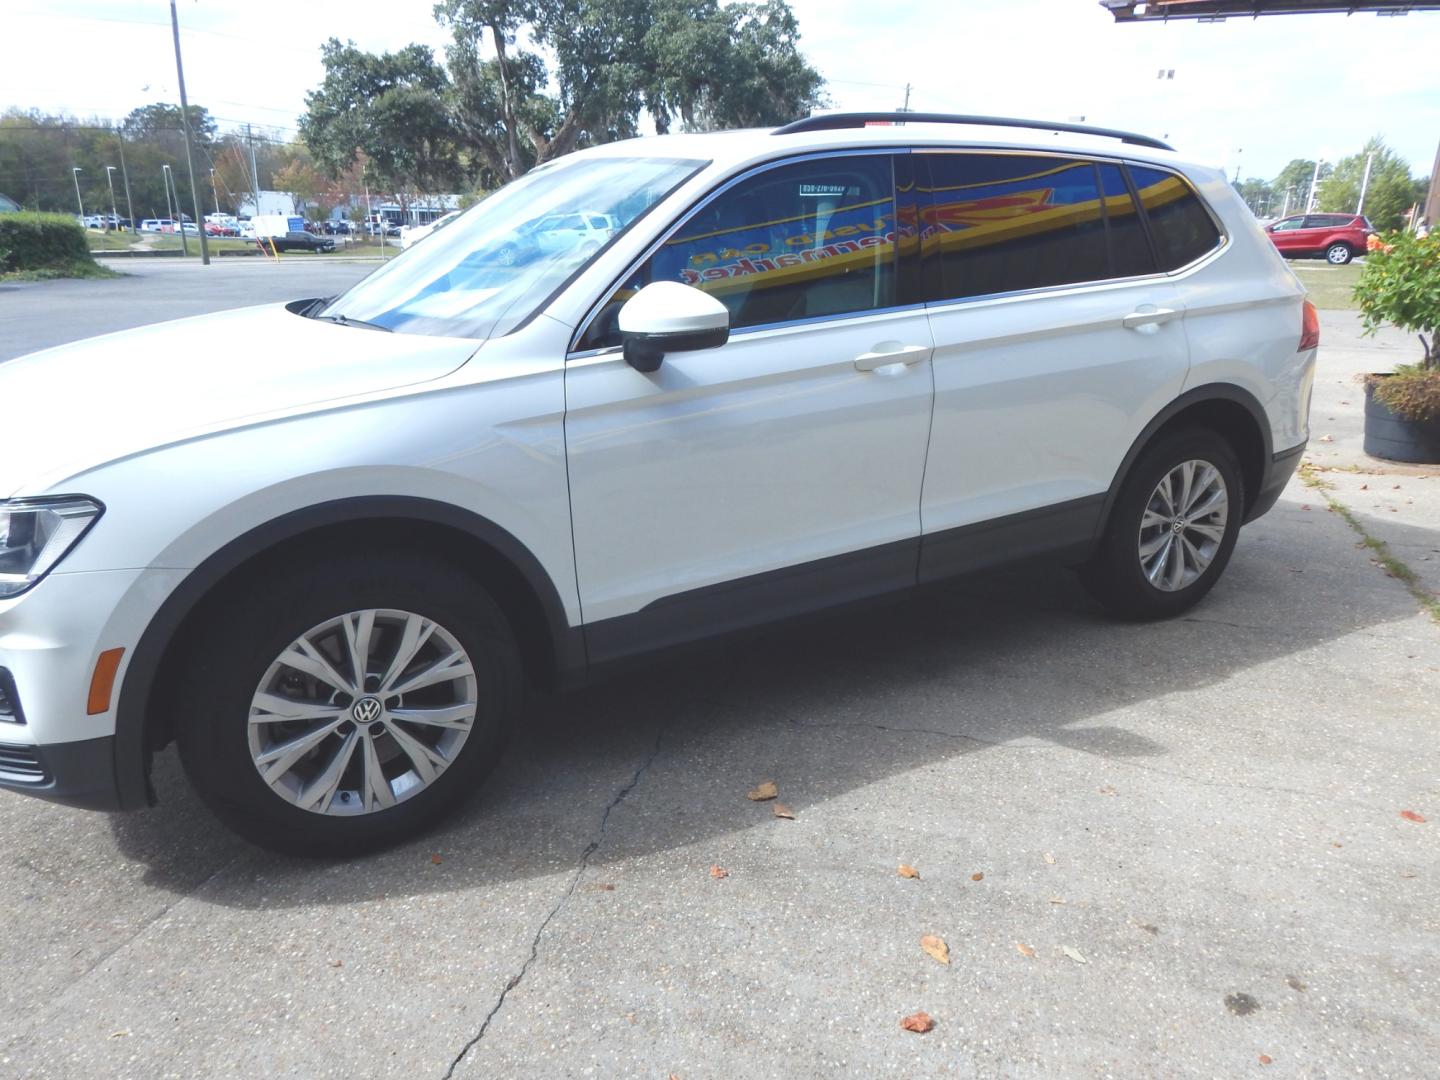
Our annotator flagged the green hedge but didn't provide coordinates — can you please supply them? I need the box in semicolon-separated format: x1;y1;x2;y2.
0;213;92;271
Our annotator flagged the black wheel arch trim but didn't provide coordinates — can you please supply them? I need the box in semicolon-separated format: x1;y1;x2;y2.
111;495;585;810
1098;383;1273;530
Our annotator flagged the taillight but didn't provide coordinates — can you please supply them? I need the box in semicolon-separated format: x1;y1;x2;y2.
1299;299;1320;352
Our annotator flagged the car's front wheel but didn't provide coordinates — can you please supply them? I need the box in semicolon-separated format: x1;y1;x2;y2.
1325;242;1353;265
1081;428;1244;620
175;553;521;855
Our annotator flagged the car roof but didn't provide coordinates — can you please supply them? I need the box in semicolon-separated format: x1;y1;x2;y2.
575;119;1191;173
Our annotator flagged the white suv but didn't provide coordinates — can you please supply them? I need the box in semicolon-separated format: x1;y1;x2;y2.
0;114;1316;854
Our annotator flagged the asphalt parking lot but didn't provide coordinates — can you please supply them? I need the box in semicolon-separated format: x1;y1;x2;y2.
1;262;1437;1077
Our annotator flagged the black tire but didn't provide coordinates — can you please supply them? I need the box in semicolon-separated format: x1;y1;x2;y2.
1081;428;1245;620
1325;242;1353;265
175;551;521;856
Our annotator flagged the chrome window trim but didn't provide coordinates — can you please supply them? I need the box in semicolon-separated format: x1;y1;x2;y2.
566;148;909;357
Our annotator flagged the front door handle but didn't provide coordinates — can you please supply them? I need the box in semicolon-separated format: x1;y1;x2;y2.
1121;307;1179;330
854;343;930;372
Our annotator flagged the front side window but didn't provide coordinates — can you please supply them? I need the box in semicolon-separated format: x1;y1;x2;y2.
1270;217;1306;232
318;155;705;339
577;154;898;350
918;153;1111;301
1128;165;1222;270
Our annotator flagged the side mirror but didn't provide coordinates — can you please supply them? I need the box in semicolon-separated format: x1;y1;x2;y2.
618;281;730;373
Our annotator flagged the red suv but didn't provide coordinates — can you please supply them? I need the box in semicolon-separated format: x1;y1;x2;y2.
1263;213;1374;265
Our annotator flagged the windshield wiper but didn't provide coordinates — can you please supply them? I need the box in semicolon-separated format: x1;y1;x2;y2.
313;313;392;333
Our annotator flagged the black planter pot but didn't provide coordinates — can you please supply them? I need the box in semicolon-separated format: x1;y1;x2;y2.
1363;375;1440;463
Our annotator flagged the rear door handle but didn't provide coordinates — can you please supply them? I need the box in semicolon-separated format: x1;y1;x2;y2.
1121;307;1179;330
854;343;930;372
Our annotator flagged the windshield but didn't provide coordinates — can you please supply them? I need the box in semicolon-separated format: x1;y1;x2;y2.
318;155;706;339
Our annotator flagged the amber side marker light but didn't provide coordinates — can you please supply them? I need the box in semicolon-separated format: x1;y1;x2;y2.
87;648;125;715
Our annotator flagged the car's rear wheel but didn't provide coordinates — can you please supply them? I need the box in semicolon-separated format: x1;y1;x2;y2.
1326;242;1353;265
175;553;520;855
1081;428;1244;620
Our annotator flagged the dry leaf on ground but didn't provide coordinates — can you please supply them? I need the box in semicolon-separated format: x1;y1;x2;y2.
1061;946;1089;965
971;872;984;882
1043;852;1056;865
898;864;920;879
329;959;343;968
1049;896;1067;904
709;865;728;880
920;934;950;965
899;1011;934;1034
1400;810;1427;823
772;802;795;819
746;780;778;801
430;853;443;865
1259;1054;1273;1066
1015;942;1035;958
1098;784;1118;797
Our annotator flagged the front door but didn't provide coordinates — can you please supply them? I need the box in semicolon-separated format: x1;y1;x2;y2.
1268;215;1308;254
564;152;935;662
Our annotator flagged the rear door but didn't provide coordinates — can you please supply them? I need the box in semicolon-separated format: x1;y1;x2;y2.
564;151;935;661
916;154;1193;580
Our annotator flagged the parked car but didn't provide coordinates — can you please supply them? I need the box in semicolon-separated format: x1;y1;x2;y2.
138;218;172;233
1264;212;1374;265
0;114;1316;854
491;210;619;266
251;214;336;253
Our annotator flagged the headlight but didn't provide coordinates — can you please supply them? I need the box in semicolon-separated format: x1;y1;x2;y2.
0;497;104;599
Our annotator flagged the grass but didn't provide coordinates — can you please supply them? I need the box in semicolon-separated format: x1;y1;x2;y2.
88;231;391;257
1299;462;1440;624
0;259;121;282
1291;261;1363;312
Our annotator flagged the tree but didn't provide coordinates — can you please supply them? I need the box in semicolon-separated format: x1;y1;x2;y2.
1271;158;1331;216
1232;177;1272;216
300;40;463;200
1318;136;1424;231
121;103;217;150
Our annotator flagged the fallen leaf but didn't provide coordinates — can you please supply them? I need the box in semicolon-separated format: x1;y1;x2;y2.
1331;841;1343;848
1225;992;1260;1016
971;872;984;882
898;864;920;879
1319;434;1334;442
329;959;343;968
746;780;778;801
1049;896;1067;904
1285;976;1307;992
1360;483;1368;490
1400;810;1427;823
430;853;443;865
899;1011;934;1034
920;934;950;965
1015;942;1035;958
1300;504;1311;511
1061;946;1088;965
772;802;795;819
1259;1054;1273;1065
709;864;728;880
1098;784;1118;797
109;1031;129;1039
592;882;616;891
1043;852;1056;865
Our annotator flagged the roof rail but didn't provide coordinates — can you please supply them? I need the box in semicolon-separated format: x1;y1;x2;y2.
771;112;1174;152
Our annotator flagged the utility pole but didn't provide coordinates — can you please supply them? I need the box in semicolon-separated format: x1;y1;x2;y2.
1356;151;1376;216
170;0;210;264
210;167;220;215
71;167;84;218
105;166;119;230
116;127;136;232
1306;158;1324;213
246;124;262;218
901;83;912;112
164;164;189;256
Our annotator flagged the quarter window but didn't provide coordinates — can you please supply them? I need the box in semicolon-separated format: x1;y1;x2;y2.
577;154;898;350
1128;165;1222;270
918;154;1111;301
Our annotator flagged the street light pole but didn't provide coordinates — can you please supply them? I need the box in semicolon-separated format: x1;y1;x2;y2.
105;166;119;230
1356;151;1376;216
163;164;189;256
71;167;84;218
1306;158;1324;213
210;168;220;216
170;0;210;264
116;127;137;233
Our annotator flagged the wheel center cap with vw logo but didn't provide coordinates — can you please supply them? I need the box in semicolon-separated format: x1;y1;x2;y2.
351;697;383;724
1171;518;1187;535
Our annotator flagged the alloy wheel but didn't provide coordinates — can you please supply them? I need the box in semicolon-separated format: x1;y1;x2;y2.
246;609;479;816
1136;459;1229;592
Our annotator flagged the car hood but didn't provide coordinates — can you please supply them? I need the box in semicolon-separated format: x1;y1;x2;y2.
1;302;481;497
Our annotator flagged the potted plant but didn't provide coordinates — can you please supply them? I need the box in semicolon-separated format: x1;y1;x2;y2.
1355;230;1440;463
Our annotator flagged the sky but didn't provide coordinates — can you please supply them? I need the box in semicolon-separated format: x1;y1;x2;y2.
4;0;1438;183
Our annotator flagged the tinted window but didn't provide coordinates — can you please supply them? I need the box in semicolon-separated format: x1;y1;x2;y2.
919;154;1110;300
1307;214;1351;228
579;154;897;348
1099;163;1155;278
1129;165;1222;270
1270;217;1306;232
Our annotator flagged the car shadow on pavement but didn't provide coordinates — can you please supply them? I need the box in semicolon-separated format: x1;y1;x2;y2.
107;504;1428;904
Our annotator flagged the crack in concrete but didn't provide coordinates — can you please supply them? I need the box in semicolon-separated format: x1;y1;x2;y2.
440;725;669;1079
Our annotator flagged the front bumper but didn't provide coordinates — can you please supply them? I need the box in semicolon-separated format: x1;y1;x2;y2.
0;734;122;810
1245;442;1306;523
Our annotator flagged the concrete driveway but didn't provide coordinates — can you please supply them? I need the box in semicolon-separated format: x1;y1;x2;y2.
1;270;1436;1077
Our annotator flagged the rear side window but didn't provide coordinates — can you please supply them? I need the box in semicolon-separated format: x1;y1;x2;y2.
1097;163;1155;278
1128;165;1222;270
919;154;1109;300
577;153;898;348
